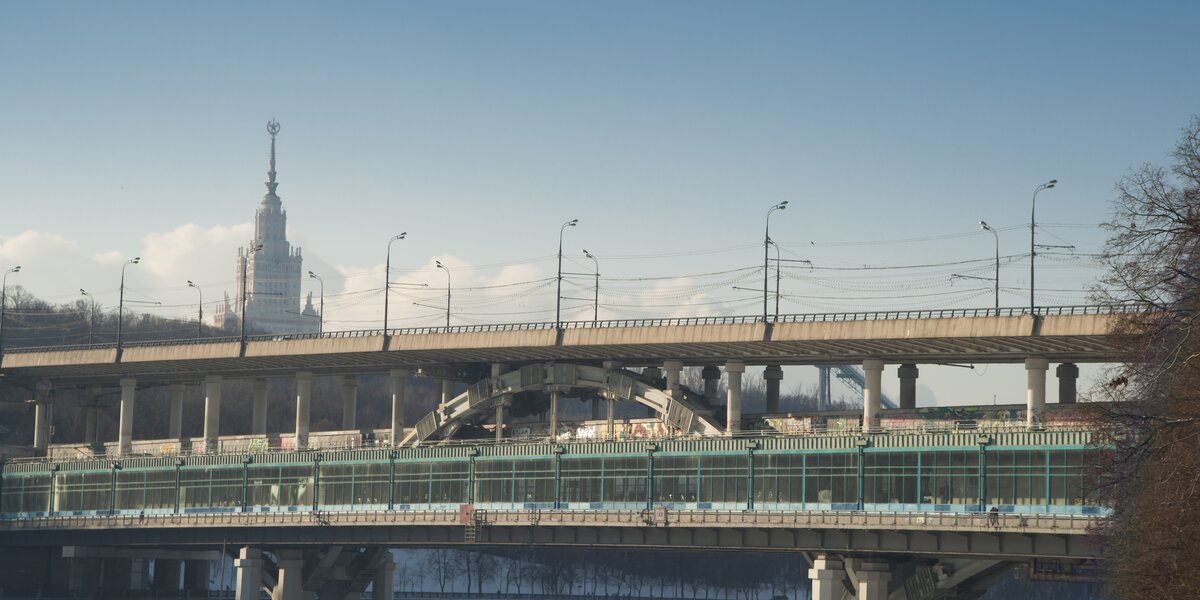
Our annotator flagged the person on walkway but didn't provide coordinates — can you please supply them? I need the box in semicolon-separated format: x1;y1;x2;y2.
989;505;1000;527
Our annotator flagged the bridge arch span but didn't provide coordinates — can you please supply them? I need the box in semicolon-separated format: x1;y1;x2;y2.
403;363;723;446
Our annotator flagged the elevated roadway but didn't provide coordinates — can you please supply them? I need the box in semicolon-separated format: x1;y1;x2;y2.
0;306;1131;385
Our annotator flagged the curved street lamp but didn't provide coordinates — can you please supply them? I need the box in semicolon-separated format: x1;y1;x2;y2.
383;233;407;337
1030;180;1057;312
187;280;203;339
239;244;262;349
0;265;20;357
765;201;788;323
556;219;578;328
435;261;451;328
117;257;141;358
582;249;599;322
979;221;1000;310
80;288;96;344
307;271;323;334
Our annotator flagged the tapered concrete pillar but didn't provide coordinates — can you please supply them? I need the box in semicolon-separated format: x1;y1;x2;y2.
373;552;395;600
342;375;358;429
855;561;891;600
273;549;304;600
764;365;783;412
168;383;185;440
1026;358;1049;428
725;360;745;435
235;547;263;600
441;379;452;404
85;385;101;445
389;369;408;445
1057;362;1079;404
251;378;268;435
701;365;721;408
862;359;884;432
33;381;51;452
118;377;136;455
295;371;313;450
203;375;223;453
663;360;683;398
897;364;919;410
808;554;845;600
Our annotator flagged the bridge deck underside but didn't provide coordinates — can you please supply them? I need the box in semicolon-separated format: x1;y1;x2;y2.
0;510;1097;560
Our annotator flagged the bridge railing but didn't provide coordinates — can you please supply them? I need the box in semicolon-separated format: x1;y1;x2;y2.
18;423;1095;463
0;304;1148;354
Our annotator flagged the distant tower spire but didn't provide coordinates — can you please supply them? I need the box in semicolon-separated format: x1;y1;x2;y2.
265;119;281;197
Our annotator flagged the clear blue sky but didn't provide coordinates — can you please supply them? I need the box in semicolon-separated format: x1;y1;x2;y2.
1;1;1196;404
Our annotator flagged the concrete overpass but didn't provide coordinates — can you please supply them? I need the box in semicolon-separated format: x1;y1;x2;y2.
1;306;1133;457
0;307;1130;384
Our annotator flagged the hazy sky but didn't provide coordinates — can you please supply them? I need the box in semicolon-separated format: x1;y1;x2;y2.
1;1;1196;405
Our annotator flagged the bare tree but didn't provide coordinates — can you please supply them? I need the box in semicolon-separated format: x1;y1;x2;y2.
1091;115;1200;599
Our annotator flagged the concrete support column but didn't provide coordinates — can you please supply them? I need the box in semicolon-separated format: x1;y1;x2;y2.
808;554;845;600
373;552;395;600
85;385;101;445
862;359;884;432
33;381;51;452
273;549;305;600
855;561;891;600
725;360;745;435
168;383;185;440
153;558;182;596
1057;362;1079;404
251;378;268;435
548;389;559;441
604;361;621;440
663;359;683;398
440;379;453;404
492;363;508;442
342;375;359;430
184;560;211;596
118;377;136;456
701;365;721;408
203;375;223;452
235;547;263;600
642;366;662;417
1026;358;1049;428
389;369;408;445
897;363;919;410
295;371;313;450
764;364;783;412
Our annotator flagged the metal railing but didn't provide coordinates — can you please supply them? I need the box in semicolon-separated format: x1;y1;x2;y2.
1;304;1145;354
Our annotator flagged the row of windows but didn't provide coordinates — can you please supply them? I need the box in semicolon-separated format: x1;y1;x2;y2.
0;449;1100;514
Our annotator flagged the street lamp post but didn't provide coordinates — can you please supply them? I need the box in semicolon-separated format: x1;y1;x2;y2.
556;219;578;328
80;288;96;344
307;271;323;334
383;233;407;338
239;244;262;349
582;249;599;322
1030;180;1057;313
768;239;783;321
0;265;20;357
765;201;788;323
187;280;203;339
979;221;1000;310
117;257;141;358
435;261;451;328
